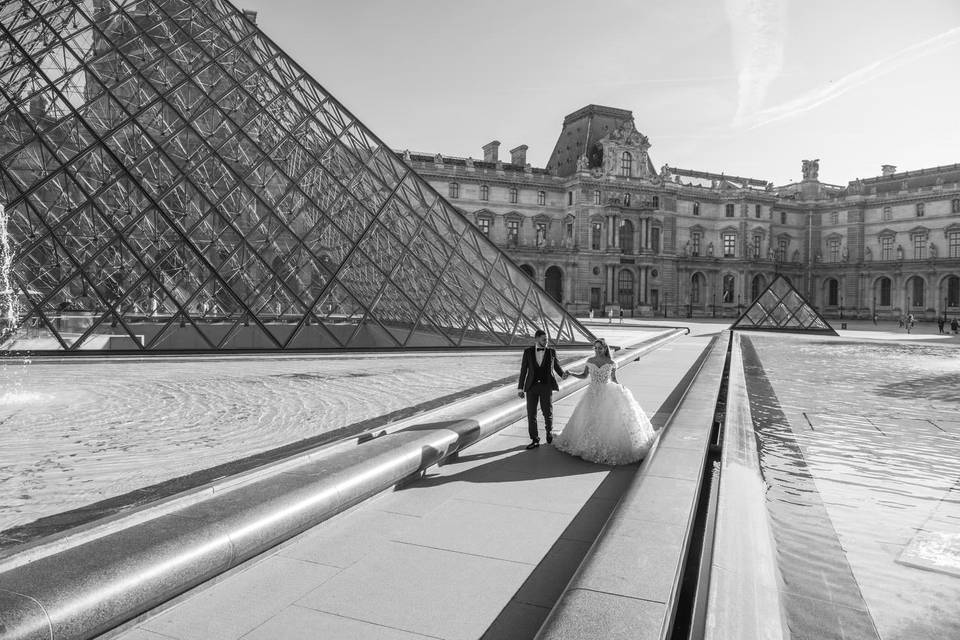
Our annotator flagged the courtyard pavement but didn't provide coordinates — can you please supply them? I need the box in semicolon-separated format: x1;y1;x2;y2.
102;332;714;640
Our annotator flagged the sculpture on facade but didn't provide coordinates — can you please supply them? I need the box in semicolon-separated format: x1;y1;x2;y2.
864;246;872;261
660;163;670;180
576;154;589;172
815;249;822;263
897;244;904;260
792;249;800;263
930;242;938;258
767;244;774;259
707;242;714;257
841;245;848;262
802;159;820;181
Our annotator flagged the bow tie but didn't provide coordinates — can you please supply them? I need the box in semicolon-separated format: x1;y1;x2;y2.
536;348;545;351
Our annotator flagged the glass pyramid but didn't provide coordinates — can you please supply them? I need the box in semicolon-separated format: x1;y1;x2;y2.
731;274;837;335
0;0;594;352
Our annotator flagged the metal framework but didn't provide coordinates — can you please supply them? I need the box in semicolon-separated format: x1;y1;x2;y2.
731;274;837;334
0;0;594;351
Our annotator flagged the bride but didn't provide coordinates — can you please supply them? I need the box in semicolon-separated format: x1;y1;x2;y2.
553;338;656;465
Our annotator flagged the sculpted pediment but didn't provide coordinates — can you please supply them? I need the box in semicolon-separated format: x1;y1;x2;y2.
605;119;650;149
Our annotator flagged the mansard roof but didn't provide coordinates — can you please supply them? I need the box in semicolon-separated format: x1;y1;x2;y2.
546;104;653;177
851;163;960;195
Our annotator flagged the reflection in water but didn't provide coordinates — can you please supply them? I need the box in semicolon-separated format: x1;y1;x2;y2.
0;353;522;533
745;335;960;640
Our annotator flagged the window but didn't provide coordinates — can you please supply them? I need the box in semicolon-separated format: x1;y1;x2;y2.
652;196;660;208
755;204;762;219
651;227;660;254
693;202;700;216
691;232;701;257
778;238;788;261
948;276;960;307
879;277;891;306
914;234;926;259
623;193;631;207
722;274;735;303
752;234;762;259
723;233;736;257
480;185;489;201
916;202;925;217
691;273;703;304
591;222;602;250
448;182;459;198
567;191;573;205
828;237;840;262
477;218;490;237
620;220;634;253
725;204;734;218
751;275;765;301
830;212;838;225
565;222;573;244
618;270;634;309
509;187;518;204
953;199;960;213
780;211;787;224
910;277;924;307
828;279;839;306
620;152;632;177
950;231;960;258
537;190;546;206
507;219;519;246
881;236;893;261
882;206;892;221
535;222;547;247
594;190;601;205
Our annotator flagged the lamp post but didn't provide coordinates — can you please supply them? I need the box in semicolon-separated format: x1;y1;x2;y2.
737;293;742;316
840;296;844;320
712;293;716;318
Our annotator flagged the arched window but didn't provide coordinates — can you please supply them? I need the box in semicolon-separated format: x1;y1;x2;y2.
620;220;634;253
827;279;839;306
618;270;634;309
691;273;704;304
751;274;766;302
519;264;535;279
948;276;960;307
591;221;602;250
480;185;489;201
545;266;563;303
908;276;924;307
620;152;632;177
722;274;735;303
879;277;892;306
693;202;700;216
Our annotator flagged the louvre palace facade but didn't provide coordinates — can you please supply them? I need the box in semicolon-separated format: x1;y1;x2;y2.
407;104;960;320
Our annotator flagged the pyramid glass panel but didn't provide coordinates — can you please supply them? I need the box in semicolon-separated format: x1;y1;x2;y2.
0;0;594;352
731;274;837;335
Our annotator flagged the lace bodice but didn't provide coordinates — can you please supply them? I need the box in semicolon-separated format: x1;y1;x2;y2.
586;361;616;385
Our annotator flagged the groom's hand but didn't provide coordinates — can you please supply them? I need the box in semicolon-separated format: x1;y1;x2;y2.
517;391;524;399
561;371;569;379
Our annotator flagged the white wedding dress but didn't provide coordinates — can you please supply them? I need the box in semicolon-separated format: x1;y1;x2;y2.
553;361;656;465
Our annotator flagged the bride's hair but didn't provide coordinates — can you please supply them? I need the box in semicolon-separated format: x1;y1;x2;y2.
594;338;610;358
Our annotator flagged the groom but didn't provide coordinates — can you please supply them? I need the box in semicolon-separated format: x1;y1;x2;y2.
518;329;568;449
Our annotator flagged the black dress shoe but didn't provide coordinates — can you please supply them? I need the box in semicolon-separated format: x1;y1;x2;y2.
526;440;540;450
546;432;553;444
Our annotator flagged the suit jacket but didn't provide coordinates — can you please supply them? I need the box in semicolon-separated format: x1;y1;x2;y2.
518;346;565;392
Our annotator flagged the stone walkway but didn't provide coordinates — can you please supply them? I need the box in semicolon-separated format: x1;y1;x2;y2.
105;334;713;640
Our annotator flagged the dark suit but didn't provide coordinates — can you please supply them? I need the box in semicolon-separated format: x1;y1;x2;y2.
518;346;565;441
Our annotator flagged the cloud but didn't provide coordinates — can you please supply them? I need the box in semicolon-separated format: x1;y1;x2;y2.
725;0;788;127
745;26;960;129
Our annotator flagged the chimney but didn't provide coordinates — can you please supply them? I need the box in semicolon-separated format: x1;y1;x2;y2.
509;144;528;166
482;140;500;163
882;164;897;177
242;9;257;24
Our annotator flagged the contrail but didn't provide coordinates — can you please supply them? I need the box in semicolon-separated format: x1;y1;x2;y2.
726;0;787;127
745;26;960;129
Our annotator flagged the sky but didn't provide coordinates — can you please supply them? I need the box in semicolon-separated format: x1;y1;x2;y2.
237;0;960;187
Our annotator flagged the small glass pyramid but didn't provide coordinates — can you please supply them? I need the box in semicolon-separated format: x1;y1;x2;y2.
731;274;837;335
0;0;594;351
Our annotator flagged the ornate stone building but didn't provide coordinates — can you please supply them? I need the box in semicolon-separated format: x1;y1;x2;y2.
404;104;960;321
